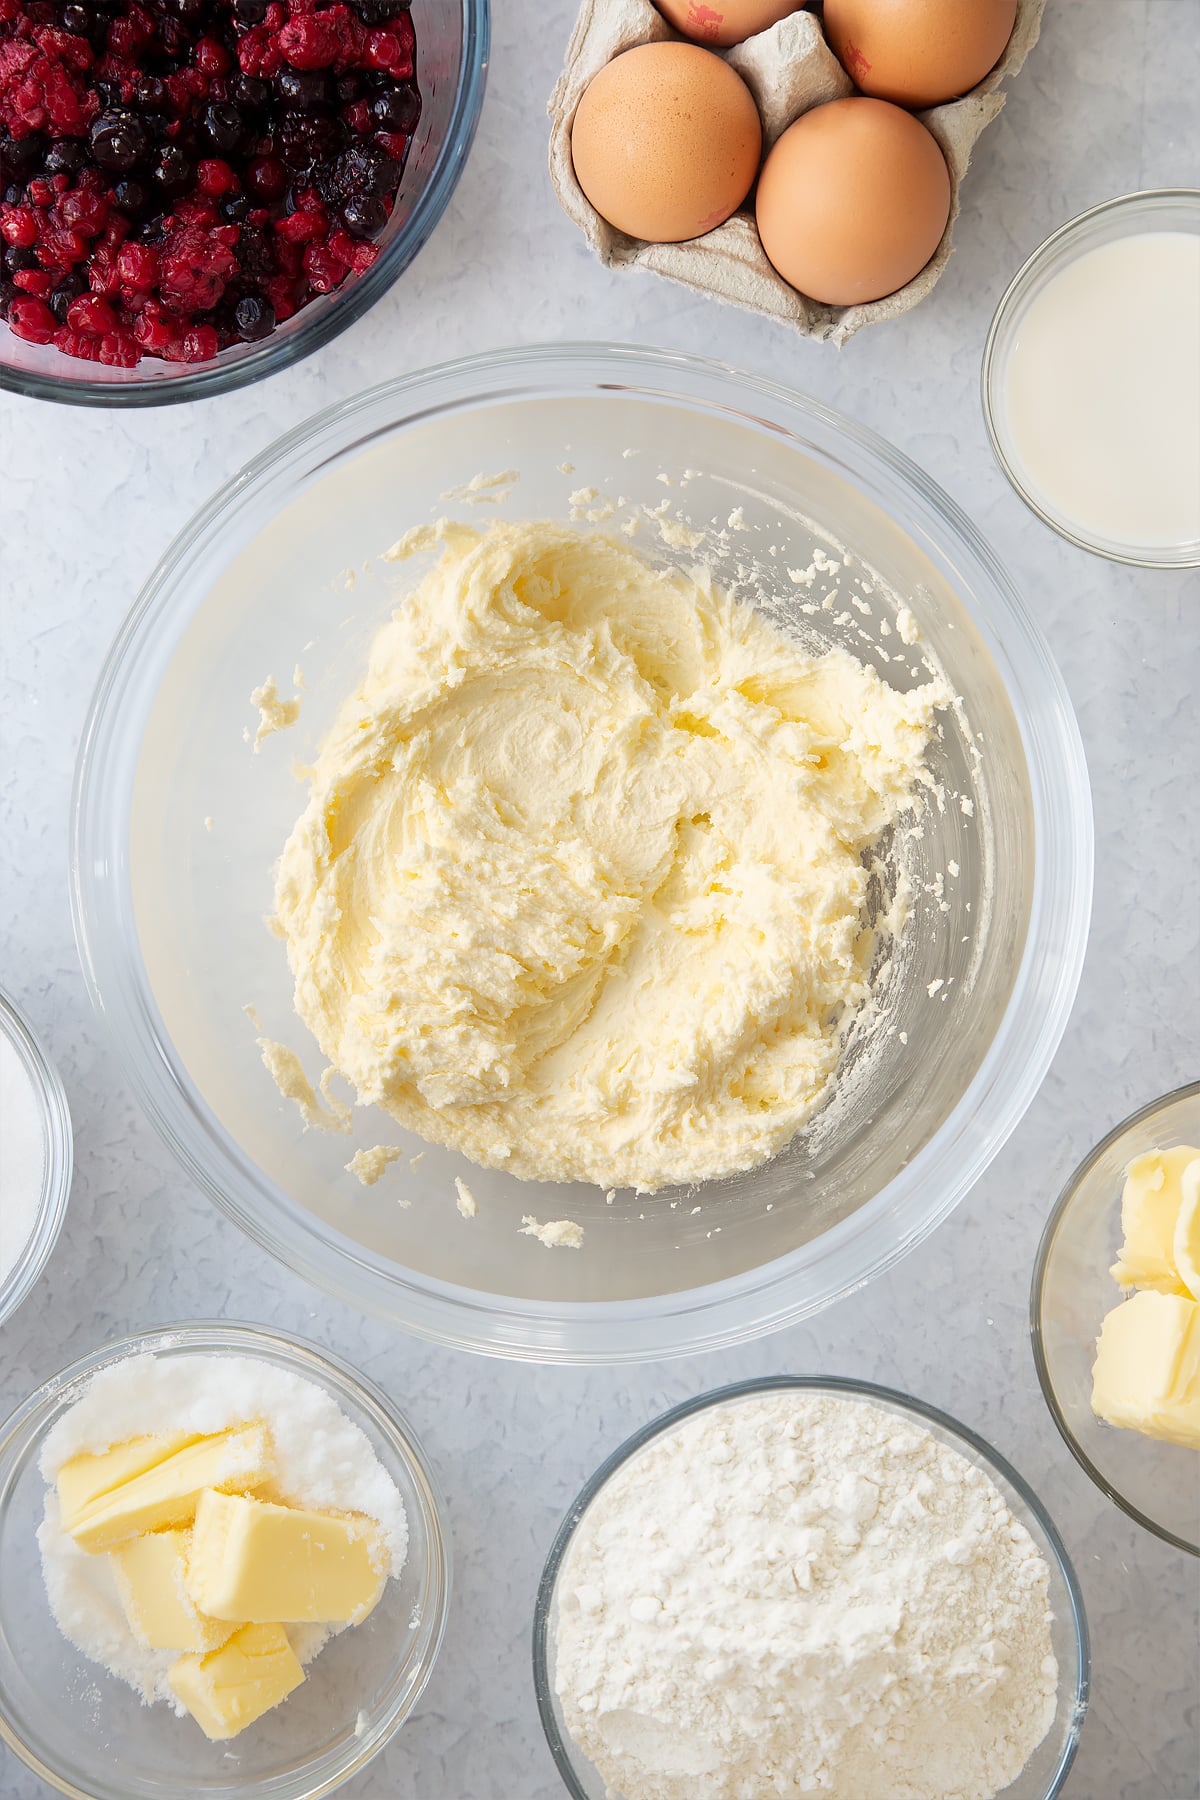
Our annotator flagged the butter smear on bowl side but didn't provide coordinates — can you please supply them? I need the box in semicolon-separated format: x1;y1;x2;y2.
37;1353;407;1742
1091;1147;1200;1450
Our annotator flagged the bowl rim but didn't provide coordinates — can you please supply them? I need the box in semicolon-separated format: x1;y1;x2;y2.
532;1373;1091;1800
0;1318;453;1800
1029;1079;1200;1557
0;987;73;1329
980;187;1200;569
70;340;1095;1363
0;0;491;409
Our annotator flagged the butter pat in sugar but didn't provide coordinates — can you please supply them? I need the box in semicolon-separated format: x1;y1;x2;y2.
1091;1290;1200;1449
56;1431;203;1530
110;1529;236;1653
168;1621;305;1742
1110;1146;1200;1295
60;1424;273;1552
187;1488;386;1624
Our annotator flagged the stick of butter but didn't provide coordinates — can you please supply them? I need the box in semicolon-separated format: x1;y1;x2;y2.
186;1488;386;1624
1110;1147;1200;1294
110;1528;237;1653
61;1425;273;1553
168;1621;304;1741
1091;1289;1200;1449
57;1432;203;1529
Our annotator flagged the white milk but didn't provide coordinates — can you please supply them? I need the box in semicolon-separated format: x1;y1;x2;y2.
1001;231;1200;551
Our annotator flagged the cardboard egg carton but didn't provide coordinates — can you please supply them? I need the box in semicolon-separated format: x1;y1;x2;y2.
549;0;1046;344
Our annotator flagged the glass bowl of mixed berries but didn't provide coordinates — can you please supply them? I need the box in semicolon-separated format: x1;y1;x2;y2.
0;0;488;402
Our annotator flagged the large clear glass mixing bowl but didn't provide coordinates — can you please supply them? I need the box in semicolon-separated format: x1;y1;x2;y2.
71;344;1093;1360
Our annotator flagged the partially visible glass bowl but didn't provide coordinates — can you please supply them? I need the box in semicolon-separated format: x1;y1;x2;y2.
0;0;489;407
71;343;1093;1361
533;1376;1089;1800
981;189;1200;568
1031;1083;1200;1555
0;1322;451;1800
0;987;72;1329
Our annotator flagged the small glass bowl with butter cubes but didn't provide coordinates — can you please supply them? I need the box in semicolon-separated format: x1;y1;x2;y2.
0;1322;451;1800
1032;1083;1200;1554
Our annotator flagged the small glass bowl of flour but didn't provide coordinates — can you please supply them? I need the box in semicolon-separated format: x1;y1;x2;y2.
535;1378;1089;1800
0;987;72;1328
0;1321;451;1800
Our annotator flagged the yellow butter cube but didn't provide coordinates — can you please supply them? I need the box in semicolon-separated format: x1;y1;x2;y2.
57;1432;203;1531
1091;1289;1200;1449
168;1621;304;1742
1110;1146;1200;1294
110;1528;236;1653
1173;1158;1200;1301
65;1425;274;1553
186;1488;386;1625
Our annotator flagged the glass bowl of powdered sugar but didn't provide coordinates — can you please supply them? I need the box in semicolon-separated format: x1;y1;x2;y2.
534;1376;1089;1800
0;1321;450;1800
0;987;72;1330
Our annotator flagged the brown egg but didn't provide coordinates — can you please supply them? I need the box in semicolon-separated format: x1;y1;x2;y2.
655;0;805;50
570;43;762;244
755;97;950;305
823;0;1018;109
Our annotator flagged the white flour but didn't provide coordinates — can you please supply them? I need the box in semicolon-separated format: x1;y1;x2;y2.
554;1391;1058;1800
38;1352;408;1711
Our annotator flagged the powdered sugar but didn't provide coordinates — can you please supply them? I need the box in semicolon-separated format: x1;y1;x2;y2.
38;1352;408;1711
553;1390;1058;1800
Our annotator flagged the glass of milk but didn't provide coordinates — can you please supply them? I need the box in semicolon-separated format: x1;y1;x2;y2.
0;989;73;1326
983;190;1200;568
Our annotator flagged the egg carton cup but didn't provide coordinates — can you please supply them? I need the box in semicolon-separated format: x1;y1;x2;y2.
549;0;1046;344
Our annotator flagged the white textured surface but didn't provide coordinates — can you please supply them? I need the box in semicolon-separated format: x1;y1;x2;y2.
1;3;1198;1796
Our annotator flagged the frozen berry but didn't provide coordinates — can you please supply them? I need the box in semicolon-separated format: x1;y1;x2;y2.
90;111;151;172
340;192;384;236
276;69;333;113
151;144;193;195
201;100;247;155
233;290;274;338
369;81;419;133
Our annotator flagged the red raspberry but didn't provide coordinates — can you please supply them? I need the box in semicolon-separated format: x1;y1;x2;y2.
274;205;326;244
159;224;237;311
13;267;56;296
58;189;109;236
87;246;122;296
116;242;159;289
197;158;239;197
7;296;56;343
302;241;344;292
52;326;104;361
193;37;231;77
265;273;298;320
132;309;177;354
1;206;38;248
181;323;219;361
278;15;340;70
364;29;409;75
66;292;117;333
373;128;407;162
344;100;370;133
98;332;140;367
36;226;89;269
